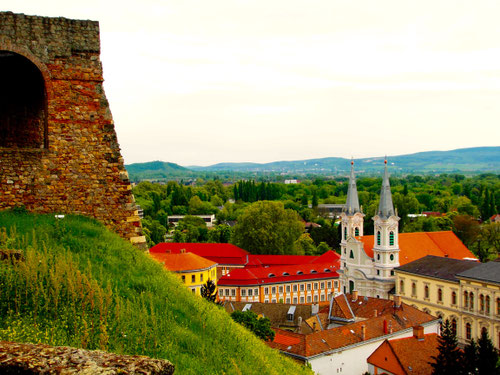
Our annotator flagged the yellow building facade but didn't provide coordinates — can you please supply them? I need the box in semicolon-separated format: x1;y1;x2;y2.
395;256;500;349
150;251;217;296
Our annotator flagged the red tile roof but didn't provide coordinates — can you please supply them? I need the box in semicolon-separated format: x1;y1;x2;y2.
367;334;439;375
311;250;341;264
268;296;438;359
246;254;319;268
149;243;249;266
359;231;476;265
218;262;339;286
150;252;217;272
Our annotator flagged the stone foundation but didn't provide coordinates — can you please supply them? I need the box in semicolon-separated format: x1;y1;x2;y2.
0;12;146;248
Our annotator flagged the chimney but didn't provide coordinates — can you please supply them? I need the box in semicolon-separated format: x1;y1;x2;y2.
394;295;401;309
413;325;425;341
383;320;388;334
361;325;366;340
373;309;378;317
180;248;185;254
352;290;358;301
166;250;171;254
388;321;393;334
311;304;319;315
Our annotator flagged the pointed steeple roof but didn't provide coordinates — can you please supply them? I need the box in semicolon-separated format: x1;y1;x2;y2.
377;159;395;219
345;159;361;215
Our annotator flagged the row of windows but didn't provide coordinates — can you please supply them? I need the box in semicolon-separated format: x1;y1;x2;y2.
266;293;333;304
218;280;338;298
182;273;206;284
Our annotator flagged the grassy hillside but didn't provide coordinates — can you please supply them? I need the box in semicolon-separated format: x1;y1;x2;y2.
0;212;310;375
126;161;195;181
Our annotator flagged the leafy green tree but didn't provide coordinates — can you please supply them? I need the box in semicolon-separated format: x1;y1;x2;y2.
230;310;275;342
316;242;331;253
294;233;317;255
141;217;166;246
172;216;208;243
310;221;340;250
452;215;480;248
232;201;304;254
430;319;462;375
477;329;500;375
207;224;233;243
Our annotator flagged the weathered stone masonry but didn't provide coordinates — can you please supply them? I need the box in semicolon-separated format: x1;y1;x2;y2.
0;12;146;248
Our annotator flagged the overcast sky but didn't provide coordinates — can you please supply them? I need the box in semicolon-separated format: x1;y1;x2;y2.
3;1;500;166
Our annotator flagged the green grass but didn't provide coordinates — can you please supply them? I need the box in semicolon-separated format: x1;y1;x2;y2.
0;212;311;375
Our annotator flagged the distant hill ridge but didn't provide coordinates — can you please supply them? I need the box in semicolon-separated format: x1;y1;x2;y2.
125;146;500;179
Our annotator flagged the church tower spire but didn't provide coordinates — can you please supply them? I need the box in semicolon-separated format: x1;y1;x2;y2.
345;159;361;215
377;159;395;219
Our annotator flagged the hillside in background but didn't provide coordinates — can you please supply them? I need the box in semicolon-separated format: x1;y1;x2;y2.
126;147;500;181
0;212;310;375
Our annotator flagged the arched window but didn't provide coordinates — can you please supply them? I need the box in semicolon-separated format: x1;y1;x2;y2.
377;231;381;246
344;227;347;240
438;288;443;302
0;51;48;149
485;295;490;314
451;319;457;335
390;254;394;261
377;253;380;261
464;291;469;308
480;294;485;313
412;282;416;296
452;291;457;305
400;280;405;294
470;292;474;310
389;231;394;246
466;323;471;340
424;285;429;299
355;227;359;236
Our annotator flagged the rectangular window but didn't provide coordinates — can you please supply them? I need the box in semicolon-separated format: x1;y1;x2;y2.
272;299;276;303
300;297;305;304
264;287;269;295
219;289;223;296
231;289;236;297
182;275;186;283
307;296;312;303
248;289;253;296
300;284;305;291
314;283;318;290
307;284;312;291
334;281;338;288
286;298;291;304
327;281;331;289
320;282;325;289
293;297;298;304
192;275;196;283
254;289;259;296
241;289;246;297
225;289;229;296
320;294;325;302
200;273;203;282
286;285;291;293
279;286;283;293
272;287;276;294
293;284;298;292
192;288;196;294
314;295;318;302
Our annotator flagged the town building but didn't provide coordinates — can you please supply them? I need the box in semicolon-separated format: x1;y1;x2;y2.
149;250;217;295
340;160;477;299
395;256;500;349
166;214;216;227
367;326;439;375
149;243;249;279
267;293;440;375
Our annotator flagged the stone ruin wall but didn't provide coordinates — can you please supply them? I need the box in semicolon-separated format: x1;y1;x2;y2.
0;12;146;248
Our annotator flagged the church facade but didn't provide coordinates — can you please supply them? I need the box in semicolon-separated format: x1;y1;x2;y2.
339;160;477;299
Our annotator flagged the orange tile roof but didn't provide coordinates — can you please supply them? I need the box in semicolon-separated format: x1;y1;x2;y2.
368;334;439;375
360;231;476;265
150;252;217;272
268;301;437;359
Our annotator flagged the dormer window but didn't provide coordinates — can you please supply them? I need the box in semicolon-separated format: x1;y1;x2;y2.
310;270;317;274
389;231;394;246
268;273;275;278
297;271;303;275
282;272;290;276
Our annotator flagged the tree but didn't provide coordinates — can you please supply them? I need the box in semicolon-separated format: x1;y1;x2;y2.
294;233;317;255
430;319;462;375
200;279;220;304
172;215;208;243
232;201;304;254
230;310;275;341
452;215;480;248
462;339;479;375
477;329;500;375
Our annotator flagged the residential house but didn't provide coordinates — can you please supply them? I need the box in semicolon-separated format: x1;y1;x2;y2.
149;250;217;295
268;293;440;375
367;326;439;375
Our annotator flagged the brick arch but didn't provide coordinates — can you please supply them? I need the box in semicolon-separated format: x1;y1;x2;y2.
0;47;51;149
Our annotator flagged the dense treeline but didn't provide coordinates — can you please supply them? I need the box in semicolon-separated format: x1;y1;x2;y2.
133;173;499;259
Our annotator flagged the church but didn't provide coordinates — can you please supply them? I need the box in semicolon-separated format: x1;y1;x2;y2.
339;160;477;299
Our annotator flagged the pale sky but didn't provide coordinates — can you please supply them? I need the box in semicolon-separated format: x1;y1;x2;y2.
3;1;500;166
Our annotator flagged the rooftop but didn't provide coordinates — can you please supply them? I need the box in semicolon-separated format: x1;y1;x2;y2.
395;255;480;282
456;260;500;284
360;231;477;265
150;252;217;273
149;243;249;266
